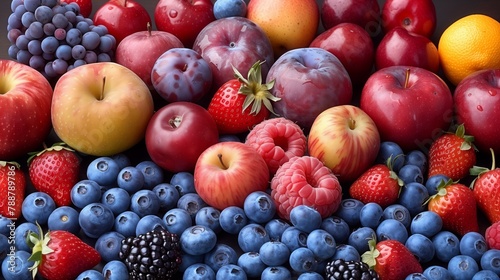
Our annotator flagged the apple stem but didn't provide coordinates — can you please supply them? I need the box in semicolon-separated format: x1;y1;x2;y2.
101;77;106;101
404;68;410;88
348;118;356;130
147;22;152;36
218;154;228;169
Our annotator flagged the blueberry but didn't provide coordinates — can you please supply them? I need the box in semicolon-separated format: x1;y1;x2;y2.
218;134;242;143
114;211;140;238
423;265;452;280
425;174;450;196
47;206;80;234
195;206;222;234
321;216;350;244
117;166;145;193
281;226;308;252
101;187;130;216
432;231;460;263
21;191;56;225
14;222;38;252
177;193;207;219
135;214;166;236
170;171;195;196
290;205;322;233
348;227;376;255
152;183;180;211
376;219;409;244
110;153;131;170
182;263;215;280
481;249;500;275
265;218;291;241
180;225;217;256
472;270;500;280
405;233;435;263
215;264;247;280
259;241;290;266
87;157;120;186
219;206;248;235
79;202;114;239
102;260;129;280
298;271;324;280
460;231;488;263
289;247;318;273
204;243;238;273
398;164;424;185
447;255;479;279
405;273;429;280
130;189;161;217
0;216;13;236
404;150;427;173
383;204;412;228
359;202;384;229
70;179;102;209
243;191;276;224
237;223;270;253
94;231;125;262
410;211;443;237
334;198;364;228
237;252;266;278
376;141;405;172
306;229;336;260
0;234;8;259
398;182;429;217
136;160;164;190
163;208;193;235
1;250;34;280
213;0;247;19
261;266;292;280
332;244;361;262
179;253;204;273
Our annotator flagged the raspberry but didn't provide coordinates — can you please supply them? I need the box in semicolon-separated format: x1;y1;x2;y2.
485;221;500;250
245;117;306;174
270;156;343;220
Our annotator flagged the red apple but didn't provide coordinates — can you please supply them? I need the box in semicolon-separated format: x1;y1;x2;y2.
360;66;454;152
266;47;352;130
192;16;274;91
193;141;270;210
115;25;184;89
375;26;439;73
381;0;437;38
93;0;152;44
154;0;215;48
0;60;53;160
145;102;219;173
454;69;500;154
310;22;375;85
61;0;92;17
320;0;381;36
308;105;380;183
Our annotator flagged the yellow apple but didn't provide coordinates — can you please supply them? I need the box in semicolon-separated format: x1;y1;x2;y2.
51;62;154;156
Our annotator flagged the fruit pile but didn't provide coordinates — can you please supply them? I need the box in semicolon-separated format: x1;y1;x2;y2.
2;0;500;279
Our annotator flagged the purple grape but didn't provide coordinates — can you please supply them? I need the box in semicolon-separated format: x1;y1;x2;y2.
76;21;90;34
41;0;58;8
41;36;59;53
28;21;44;39
54;28;66;40
82;31;100;50
29;55;45;70
65;11;77;25
16;34;30;50
99;35;115;53
8;14;23;30
52;58;68;75
97;53;111;62
21;12;36;28
73;59;86;68
7;29;22;44
14;4;27;20
55;44;72;60
44;61;57;78
65;2;81;14
42;51;55;61
24;0;41;13
8;45;20;60
66;28;82;46
17;50;32;65
52;4;66;15
71;44;86;60
34;6;53;24
92;25;109;36
11;0;24;12
43;22;56;36
27;39;42;55
52;13;69;29
84;51;97;63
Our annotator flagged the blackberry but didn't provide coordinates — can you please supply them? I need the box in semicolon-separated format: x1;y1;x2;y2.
119;228;182;280
325;259;380;280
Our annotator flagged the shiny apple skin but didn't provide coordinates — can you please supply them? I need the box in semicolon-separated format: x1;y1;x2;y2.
375;26;439;73
381;0;437;38
321;0;381;36
310;22;375;85
0;60;53;160
192;16;274;91
154;0;216;48
266;47;352;130
360;66;453;152
115;30;184;89
194;141;270;210
454;69;500;153
308;105;380;183
93;0;152;44
145;102;219;173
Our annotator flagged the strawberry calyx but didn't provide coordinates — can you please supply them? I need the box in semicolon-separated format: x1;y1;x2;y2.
469;148;496;188
0;161;21;169
386;155;404;189
27;223;54;279
232;60;281;116
452;123;475;151
27;142;75;164
361;236;379;269
424;178;456;205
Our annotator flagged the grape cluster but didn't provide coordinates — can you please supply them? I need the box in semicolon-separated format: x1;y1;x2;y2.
7;0;116;80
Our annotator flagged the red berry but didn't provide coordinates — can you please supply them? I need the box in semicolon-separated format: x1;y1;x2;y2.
486;221;500;250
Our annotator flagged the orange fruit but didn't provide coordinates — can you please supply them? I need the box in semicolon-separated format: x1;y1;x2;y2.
438;14;500;86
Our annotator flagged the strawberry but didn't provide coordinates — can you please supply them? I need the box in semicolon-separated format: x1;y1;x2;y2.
426;178;479;236
427;123;476;181
348;157;404;208
207;60;281;134
470;148;500;224
28;224;101;280
28;142;80;207
362;238;422;280
0;161;26;219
